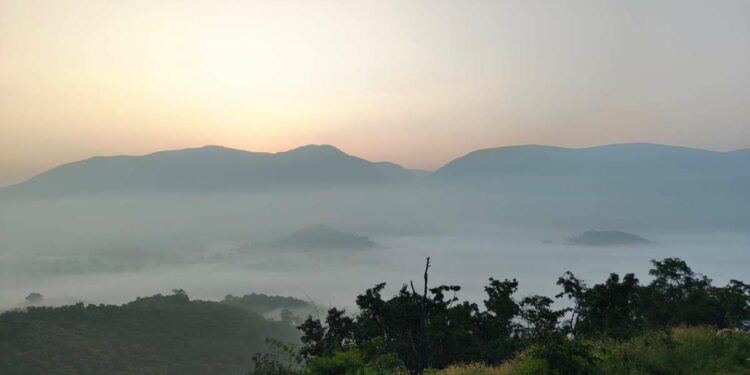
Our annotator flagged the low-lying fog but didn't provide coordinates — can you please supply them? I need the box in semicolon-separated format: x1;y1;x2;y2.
1;189;748;311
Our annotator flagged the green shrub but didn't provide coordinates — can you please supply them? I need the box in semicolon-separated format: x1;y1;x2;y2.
428;327;750;375
595;326;750;375
305;349;367;375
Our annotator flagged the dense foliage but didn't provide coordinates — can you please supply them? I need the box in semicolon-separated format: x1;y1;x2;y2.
0;291;300;375
432;326;750;375
257;257;749;375
1;258;747;374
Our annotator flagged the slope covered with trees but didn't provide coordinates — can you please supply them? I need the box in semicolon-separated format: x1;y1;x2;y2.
0;291;300;375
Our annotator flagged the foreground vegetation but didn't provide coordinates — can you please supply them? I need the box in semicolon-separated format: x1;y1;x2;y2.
0;258;747;374
252;258;750;375
433;326;750;375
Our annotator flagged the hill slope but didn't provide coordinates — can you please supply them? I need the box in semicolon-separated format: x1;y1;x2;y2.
434;143;749;181
0;145;415;198
0;293;299;375
565;230;652;246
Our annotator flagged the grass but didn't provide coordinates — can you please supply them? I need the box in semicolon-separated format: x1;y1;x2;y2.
430;327;750;375
596;326;750;375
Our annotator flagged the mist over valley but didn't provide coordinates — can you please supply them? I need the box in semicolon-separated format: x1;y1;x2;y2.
1;143;747;311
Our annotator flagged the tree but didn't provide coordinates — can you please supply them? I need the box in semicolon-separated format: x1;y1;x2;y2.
298;316;325;358
556;271;586;335
478;277;521;364
715;279;750;329
323;308;354;355
561;273;643;340
643;258;719;327
519;295;564;341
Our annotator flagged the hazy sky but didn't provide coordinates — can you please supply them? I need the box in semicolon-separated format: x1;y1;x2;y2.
1;0;748;186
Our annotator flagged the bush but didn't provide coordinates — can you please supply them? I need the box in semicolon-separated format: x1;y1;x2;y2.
596;326;750;375
425;327;750;375
527;334;596;375
304;349;367;375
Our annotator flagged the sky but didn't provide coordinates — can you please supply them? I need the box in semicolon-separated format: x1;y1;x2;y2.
1;0;748;186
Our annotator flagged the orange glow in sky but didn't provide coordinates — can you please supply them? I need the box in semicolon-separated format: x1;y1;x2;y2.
1;0;748;186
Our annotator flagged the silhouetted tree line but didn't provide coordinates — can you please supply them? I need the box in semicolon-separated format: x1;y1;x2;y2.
274;257;749;374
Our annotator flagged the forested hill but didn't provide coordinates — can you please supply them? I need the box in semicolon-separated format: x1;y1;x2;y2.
0;292;300;375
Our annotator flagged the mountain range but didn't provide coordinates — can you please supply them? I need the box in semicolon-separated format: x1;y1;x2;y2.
434;143;750;180
0;144;413;197
1;143;748;198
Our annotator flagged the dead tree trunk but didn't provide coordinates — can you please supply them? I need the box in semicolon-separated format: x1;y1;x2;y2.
410;257;431;374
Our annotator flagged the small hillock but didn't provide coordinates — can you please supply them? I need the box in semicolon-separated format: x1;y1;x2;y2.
566;230;651;246
255;225;376;251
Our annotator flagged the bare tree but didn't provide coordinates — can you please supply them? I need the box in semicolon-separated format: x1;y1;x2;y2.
410;257;431;374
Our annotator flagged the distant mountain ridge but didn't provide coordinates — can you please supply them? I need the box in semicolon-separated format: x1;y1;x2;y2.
0;144;416;198
433;143;750;180
1;142;748;198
